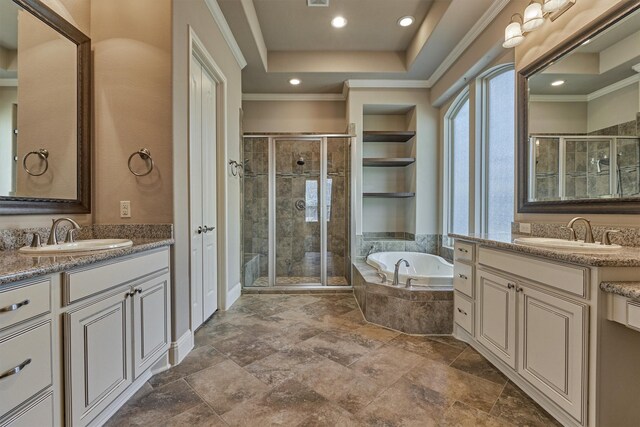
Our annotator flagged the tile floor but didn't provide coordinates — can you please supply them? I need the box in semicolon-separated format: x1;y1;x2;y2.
107;294;561;426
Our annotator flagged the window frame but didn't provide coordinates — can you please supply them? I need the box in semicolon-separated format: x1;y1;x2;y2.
442;88;471;248
477;63;516;235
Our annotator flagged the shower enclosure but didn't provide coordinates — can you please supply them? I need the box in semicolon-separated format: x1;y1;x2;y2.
242;134;352;288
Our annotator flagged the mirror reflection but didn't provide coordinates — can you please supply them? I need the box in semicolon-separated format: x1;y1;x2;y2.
527;9;640;202
0;0;78;200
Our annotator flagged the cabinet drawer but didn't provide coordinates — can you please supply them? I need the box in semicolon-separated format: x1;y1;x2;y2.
0;280;50;332
63;248;169;305
0;322;52;418
1;392;53;427
478;247;587;298
453;262;473;298
627;301;640;331
454;292;474;335
454;241;474;264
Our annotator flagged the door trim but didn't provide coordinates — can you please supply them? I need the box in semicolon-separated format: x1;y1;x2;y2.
188;27;229;332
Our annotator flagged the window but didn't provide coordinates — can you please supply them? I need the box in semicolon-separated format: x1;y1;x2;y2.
481;66;515;234
444;91;470;243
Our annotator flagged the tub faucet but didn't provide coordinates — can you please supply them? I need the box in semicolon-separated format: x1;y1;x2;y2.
365;246;374;261
566;217;594;243
393;259;410;287
47;218;81;245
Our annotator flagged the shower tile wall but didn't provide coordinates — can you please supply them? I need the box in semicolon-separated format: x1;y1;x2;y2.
327;138;350;285
534;137;560;201
564;140;588;199
617;138;640;197
242;137;269;287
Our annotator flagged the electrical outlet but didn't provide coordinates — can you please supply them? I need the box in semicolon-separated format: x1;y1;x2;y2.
120;201;131;218
519;222;532;234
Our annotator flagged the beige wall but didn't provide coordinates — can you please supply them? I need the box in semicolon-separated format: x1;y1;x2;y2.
173;0;243;337
91;0;173;224
529;101;588;134
587;85;639;133
242;100;346;133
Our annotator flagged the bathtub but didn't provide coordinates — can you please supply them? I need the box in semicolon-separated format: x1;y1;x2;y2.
366;252;453;289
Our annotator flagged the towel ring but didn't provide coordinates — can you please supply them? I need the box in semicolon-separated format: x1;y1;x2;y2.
128;148;154;176
22;149;49;176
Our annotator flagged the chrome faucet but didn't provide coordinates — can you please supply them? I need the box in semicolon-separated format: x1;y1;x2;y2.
47;218;81;245
393;259;410;287
365;246;375;261
566;217;594;243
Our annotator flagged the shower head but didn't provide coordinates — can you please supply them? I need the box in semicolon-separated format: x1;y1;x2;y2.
297;157;305;166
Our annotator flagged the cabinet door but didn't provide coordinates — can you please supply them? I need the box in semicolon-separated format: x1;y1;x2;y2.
476;269;517;369
133;274;171;378
518;284;587;423
65;290;132;427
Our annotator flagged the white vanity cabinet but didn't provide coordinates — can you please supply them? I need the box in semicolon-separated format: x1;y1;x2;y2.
63;248;171;427
454;242;590;426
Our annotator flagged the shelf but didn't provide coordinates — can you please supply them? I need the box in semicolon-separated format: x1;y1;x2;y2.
363;158;415;167
363;192;415;198
363;131;416;143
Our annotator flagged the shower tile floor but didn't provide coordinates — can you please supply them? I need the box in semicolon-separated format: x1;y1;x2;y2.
107;294;560;426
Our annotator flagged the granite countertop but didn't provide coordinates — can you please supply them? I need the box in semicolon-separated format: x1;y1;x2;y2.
600;282;640;299
0;238;174;286
449;233;640;267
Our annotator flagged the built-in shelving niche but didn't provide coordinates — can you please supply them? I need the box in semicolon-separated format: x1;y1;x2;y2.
362;105;417;236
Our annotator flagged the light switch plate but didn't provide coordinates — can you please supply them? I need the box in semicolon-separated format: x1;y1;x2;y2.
120;201;131;218
519;222;532;234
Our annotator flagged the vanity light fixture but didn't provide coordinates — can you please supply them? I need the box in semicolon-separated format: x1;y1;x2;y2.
543;0;570;13
523;1;545;32
331;16;347;28
397;16;415;27
503;0;576;48
502;14;525;48
289;78;301;85
551;80;565;86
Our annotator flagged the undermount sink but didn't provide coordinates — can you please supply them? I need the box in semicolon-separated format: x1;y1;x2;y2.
19;239;133;255
513;237;622;253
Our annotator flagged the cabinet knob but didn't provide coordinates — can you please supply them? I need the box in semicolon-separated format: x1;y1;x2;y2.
507;283;515;290
135;288;142;294
196;226;203;234
457;307;468;316
0;299;30;313
0;359;31;380
457;248;469;253
458;274;468;280
516;286;524;293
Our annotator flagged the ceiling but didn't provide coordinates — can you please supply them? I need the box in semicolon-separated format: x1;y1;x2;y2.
0;1;19;50
218;0;507;94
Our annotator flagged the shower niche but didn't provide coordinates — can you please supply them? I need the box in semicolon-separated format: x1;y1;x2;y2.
242;134;352;288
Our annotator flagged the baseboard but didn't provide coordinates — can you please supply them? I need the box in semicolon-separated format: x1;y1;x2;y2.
225;281;241;309
88;370;152;427
169;329;194;365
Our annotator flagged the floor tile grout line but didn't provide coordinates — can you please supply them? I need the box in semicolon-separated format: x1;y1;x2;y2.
183;377;232;426
488;380;509;416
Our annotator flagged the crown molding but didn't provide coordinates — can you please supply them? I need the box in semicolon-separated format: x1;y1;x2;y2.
203;0;247;69
345;79;431;89
427;0;511;87
243;93;346;101
0;78;18;87
587;73;640;101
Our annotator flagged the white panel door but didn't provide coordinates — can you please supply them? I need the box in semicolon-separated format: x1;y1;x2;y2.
476;268;517;369
518;284;587;423
189;53;218;330
201;66;218;321
189;55;204;330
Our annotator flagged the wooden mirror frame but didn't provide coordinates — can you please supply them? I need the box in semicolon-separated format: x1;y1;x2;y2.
0;0;90;215
517;1;640;214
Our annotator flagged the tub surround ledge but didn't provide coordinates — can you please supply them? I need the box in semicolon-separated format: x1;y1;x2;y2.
600;281;640;299
352;260;453;335
449;232;640;267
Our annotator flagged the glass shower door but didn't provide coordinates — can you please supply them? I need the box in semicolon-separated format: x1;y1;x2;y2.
274;138;322;285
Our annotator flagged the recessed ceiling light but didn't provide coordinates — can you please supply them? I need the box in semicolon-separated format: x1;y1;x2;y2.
582;39;591;45
551;80;565;86
397;16;414;27
331;16;347;28
289;78;301;86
